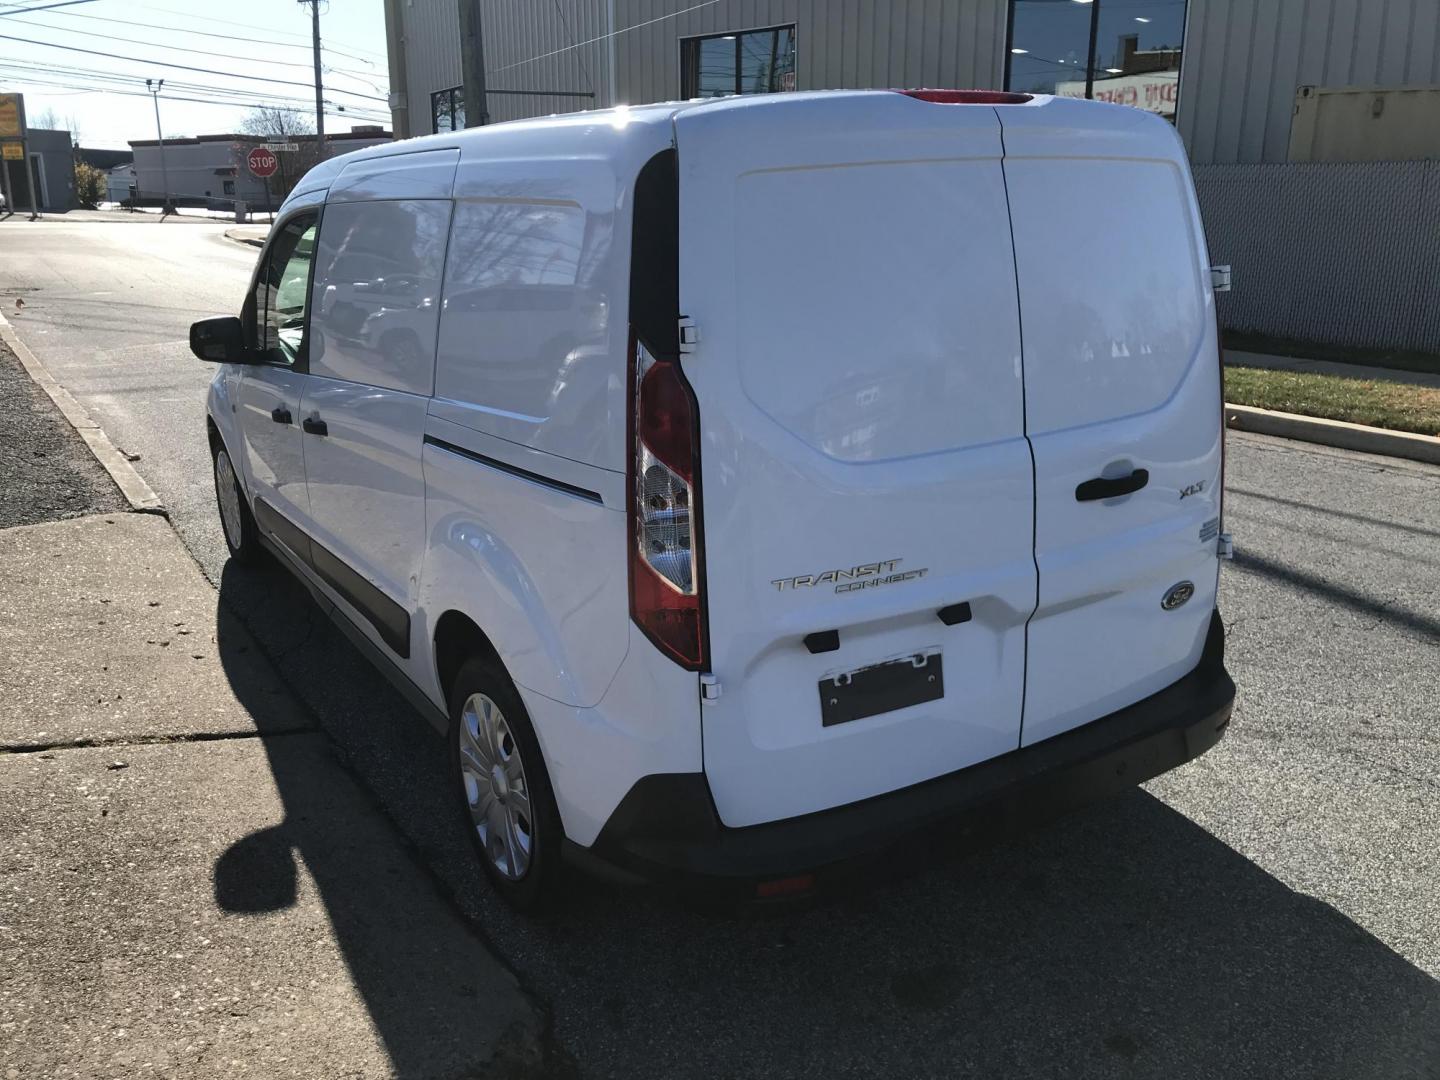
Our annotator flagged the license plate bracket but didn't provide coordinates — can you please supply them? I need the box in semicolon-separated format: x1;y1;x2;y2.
819;650;944;727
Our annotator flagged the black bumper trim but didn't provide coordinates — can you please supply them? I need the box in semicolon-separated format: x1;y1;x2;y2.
578;611;1234;888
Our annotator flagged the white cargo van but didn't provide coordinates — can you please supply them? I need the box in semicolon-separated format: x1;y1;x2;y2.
191;90;1235;910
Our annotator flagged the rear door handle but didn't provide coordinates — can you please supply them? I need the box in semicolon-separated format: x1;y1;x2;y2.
1076;468;1149;502
301;415;328;436
270;406;292;425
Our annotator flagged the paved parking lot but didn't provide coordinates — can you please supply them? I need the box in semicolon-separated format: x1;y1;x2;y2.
4;221;1439;1077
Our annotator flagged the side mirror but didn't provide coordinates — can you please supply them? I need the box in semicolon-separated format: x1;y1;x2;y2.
189;316;252;364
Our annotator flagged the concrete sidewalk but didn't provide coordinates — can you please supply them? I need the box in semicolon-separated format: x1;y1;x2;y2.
0;513;545;1079
1225;348;1440;390
0;208;220;225
223;225;269;249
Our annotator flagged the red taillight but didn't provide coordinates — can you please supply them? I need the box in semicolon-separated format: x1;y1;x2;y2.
628;330;706;670
898;89;1033;105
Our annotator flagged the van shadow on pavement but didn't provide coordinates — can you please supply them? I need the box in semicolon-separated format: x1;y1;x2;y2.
212;558;1440;1080
210;565;558;1080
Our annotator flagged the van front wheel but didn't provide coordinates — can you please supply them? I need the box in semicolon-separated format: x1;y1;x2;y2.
213;442;260;563
448;657;563;912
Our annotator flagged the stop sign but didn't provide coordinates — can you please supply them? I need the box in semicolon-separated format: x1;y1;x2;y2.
247;146;278;179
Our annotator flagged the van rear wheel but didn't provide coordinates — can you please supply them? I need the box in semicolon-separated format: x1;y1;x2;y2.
448;656;563;912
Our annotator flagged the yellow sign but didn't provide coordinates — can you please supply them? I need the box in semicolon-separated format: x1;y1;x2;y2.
0;94;21;139
1;143;24;161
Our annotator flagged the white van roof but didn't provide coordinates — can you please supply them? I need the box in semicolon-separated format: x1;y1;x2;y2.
283;92;1180;212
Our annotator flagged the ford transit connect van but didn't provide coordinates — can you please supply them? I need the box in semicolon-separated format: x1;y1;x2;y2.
191;90;1235;910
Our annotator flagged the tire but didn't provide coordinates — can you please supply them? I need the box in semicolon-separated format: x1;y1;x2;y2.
448;656;565;912
212;438;261;564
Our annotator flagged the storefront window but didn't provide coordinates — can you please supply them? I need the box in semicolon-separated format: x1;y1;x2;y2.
432;86;466;133
1006;0;1186;121
682;25;797;99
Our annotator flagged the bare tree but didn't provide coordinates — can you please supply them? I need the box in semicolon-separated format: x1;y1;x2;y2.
29;106;79;143
238;106;321;199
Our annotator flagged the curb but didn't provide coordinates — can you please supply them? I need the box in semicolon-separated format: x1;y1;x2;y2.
1225;402;1440;467
223;227;267;249
0;312;166;515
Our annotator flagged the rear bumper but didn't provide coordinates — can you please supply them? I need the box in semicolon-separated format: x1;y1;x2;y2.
569;610;1235;895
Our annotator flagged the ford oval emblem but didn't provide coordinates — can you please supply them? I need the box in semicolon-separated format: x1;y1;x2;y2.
1162;581;1195;611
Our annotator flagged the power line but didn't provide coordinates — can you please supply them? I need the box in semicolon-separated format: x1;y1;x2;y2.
550;0;594;96
0;57;389;114
490;0;722;75
133;2;387;62
0;0;99;16
0;30;389;102
3;12;388;95
12;4;383;68
0;75;386;125
0;60;389;117
1;13;337;74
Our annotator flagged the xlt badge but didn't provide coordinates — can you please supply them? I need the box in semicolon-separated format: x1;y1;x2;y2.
772;558;929;595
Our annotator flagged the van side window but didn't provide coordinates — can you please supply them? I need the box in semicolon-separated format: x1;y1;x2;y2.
254;213;319;367
307;199;451;396
434;198;600;418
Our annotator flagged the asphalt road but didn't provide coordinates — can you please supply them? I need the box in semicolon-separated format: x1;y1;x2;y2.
3;218;1439;1078
0;217;257;579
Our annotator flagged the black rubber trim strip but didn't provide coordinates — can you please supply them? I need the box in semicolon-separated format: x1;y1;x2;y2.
253;497;312;564
423;435;603;505
259;533;447;736
629;148;680;363
253;497;411;658
309;543;411;658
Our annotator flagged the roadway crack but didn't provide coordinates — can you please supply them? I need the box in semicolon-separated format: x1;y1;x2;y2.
0;726;316;756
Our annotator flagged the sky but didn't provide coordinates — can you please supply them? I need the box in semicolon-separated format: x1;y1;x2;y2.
0;0;391;149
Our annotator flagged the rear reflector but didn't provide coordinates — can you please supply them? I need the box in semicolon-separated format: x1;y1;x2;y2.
898;89;1033;105
755;873;816;899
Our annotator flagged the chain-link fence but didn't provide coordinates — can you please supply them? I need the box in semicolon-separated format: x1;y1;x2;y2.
1193;160;1440;355
116;189;276;223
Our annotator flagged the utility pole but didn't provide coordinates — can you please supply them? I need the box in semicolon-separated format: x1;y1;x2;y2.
458;0;489;127
144;78;172;215
299;0;325;153
1083;0;1101;101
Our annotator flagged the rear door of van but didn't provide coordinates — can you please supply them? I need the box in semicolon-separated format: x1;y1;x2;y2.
674;92;1036;828
997;99;1224;747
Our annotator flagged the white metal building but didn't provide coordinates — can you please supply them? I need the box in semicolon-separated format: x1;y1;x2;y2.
105;163;136;205
382;0;1440;353
128;128;392;209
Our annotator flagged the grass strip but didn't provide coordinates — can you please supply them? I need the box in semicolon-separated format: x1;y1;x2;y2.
1225;366;1440;437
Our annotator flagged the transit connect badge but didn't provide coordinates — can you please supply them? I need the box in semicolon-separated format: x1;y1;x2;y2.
772;558;929;595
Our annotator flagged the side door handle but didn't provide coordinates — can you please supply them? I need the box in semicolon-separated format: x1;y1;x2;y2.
270;406;292;425
301;415;328;437
1076;468;1149;502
